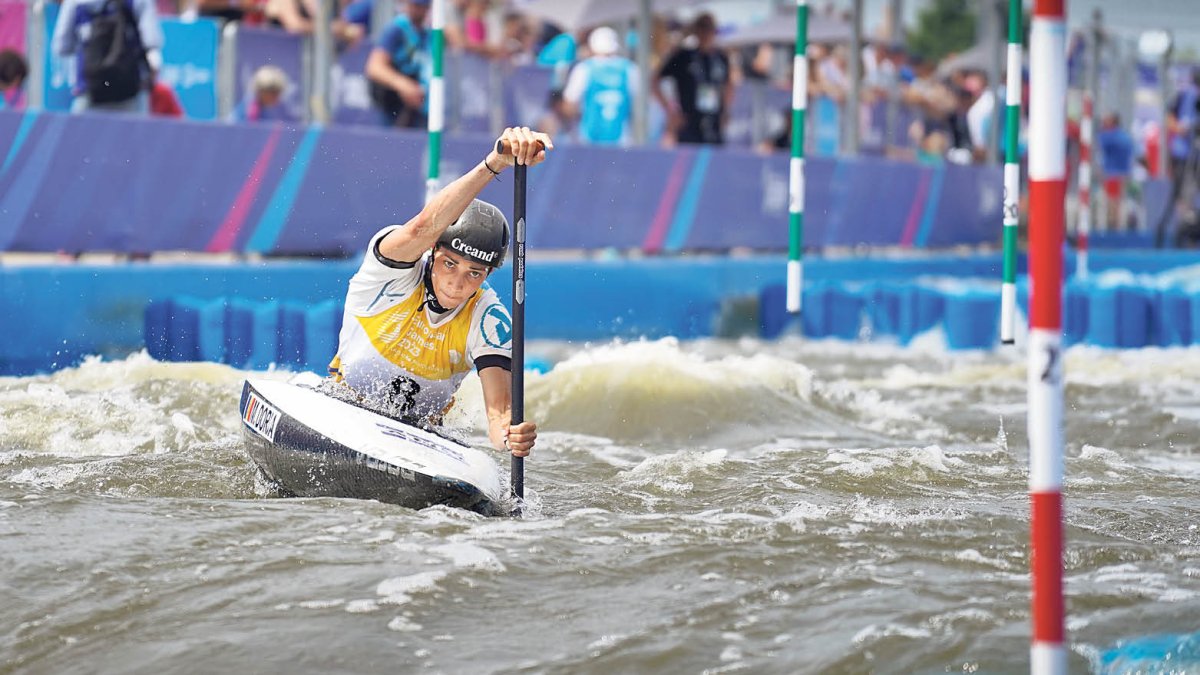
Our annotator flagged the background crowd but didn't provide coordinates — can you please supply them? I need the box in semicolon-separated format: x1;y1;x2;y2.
2;0;1198;233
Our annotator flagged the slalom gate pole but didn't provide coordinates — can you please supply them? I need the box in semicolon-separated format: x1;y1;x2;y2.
425;0;445;204
1027;1;1067;673
1000;0;1022;344
787;0;809;316
1076;92;1092;280
496;139;527;505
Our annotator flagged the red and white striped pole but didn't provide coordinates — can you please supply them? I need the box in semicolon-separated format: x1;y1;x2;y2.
1028;1;1067;673
1076;92;1092;279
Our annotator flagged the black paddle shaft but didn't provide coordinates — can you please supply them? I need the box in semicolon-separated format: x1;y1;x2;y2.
496;139;528;501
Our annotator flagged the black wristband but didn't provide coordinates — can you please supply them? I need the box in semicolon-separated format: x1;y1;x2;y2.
483;158;501;176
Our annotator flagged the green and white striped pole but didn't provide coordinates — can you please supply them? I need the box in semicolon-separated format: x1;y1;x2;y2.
1000;0;1022;344
787;0;809;315
425;0;445;204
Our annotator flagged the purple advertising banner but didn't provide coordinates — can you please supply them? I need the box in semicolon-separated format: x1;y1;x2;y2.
0;109;1006;256
0;0;24;52
502;64;553;129
233;27;305;122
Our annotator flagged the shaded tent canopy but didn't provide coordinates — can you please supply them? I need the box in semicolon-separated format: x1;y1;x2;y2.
515;0;696;32
718;10;853;48
937;42;996;75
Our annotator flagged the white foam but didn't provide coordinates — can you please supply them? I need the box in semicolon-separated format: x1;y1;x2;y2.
852;622;933;643
618;448;728;494
376;571;447;605
822;445;965;478
387;616;423;632
297;599;345;610
428;542;505;572
345;599;380;613
954;549;1011;570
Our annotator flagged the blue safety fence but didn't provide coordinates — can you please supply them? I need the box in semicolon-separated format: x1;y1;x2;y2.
760;274;1200;350
0;109;1007;255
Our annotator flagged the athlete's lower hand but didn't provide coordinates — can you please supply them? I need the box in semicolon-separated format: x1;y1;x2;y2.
504;420;537;457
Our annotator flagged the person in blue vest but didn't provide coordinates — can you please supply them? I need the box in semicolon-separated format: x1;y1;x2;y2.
365;0;431;129
562;26;638;146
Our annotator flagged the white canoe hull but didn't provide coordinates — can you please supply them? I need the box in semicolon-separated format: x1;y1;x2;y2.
239;379;506;515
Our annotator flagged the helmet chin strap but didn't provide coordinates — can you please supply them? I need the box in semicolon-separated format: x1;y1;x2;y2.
419;256;450;314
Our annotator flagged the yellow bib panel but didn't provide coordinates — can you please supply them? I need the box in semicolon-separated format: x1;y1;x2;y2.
356;289;482;381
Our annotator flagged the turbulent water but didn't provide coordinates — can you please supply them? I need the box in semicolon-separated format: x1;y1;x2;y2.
2;337;1199;674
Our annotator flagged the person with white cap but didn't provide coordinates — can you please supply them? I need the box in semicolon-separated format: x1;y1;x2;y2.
562;26;639;146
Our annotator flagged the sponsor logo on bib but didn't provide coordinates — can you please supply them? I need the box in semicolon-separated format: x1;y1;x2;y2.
480;304;512;348
243;392;281;442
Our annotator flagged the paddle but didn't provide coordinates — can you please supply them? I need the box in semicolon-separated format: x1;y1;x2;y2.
495;139;534;508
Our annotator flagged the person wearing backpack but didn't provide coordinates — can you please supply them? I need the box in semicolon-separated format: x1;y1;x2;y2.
52;0;164;113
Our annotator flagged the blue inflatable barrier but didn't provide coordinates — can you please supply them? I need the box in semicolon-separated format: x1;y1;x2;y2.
226;299;280;370
1088;285;1152;349
800;284;832;338
864;282;902;337
1151;287;1191;347
943;290;1000;350
276;300;340;371
143;296;227;362
898;285;945;345
1064;281;1090;346
1098;631;1200;674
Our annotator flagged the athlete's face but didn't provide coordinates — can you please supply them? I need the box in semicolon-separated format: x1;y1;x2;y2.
431;247;491;308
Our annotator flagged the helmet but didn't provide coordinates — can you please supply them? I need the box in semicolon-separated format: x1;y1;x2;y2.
436;199;509;268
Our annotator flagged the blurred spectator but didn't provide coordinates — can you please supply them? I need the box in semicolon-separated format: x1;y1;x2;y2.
945;84;974;164
653;12;731;146
194;0;267;23
266;0;363;45
150;79;184;116
459;0;488;53
229;64;297;123
0;49;28;111
366;0;430;129
1167;69;1200;181
862;40;897;102
817;44;849;103
562;27;638;146
1098;112;1135;229
53;0;164;114
536;23;576;91
500;12;536;65
264;0;313;32
964;71;993;158
341;0;374;37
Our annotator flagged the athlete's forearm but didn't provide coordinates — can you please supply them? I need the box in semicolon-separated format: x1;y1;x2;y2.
377;151;500;262
379;129;549;262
